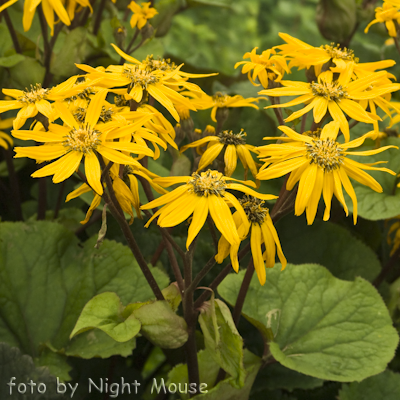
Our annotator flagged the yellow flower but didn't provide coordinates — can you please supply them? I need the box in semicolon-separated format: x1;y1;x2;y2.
365;2;400;37
0;76;84;129
12;90;154;195
141;170;277;249
256;122;397;225
188;91;259;122
0;117;13;149
180;129;258;178
128;1;158;29
276;33;396;80
66;0;92;21
216;196;286;285
23;0;71;35
77;45;198;122
235;47;289;88
260;70;400;141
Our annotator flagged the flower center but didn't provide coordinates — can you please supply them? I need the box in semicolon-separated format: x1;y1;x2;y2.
65;87;96;103
310;80;348;102
144;55;176;72
322;44;358;62
19;84;49;104
239;195;268;225
303;128;322;139
305;139;344;171
212;92;229;107
63;125;101;154
123;65;159;88
188;170;226;197
114;95;129;107
217;129;247;145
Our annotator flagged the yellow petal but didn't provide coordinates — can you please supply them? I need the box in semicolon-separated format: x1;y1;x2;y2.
85;152;103;195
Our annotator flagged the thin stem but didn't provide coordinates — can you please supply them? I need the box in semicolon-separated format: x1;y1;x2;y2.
2;148;23;220
349;119;360;130
125;28;140;56
373;246;400;288
232;258;254;326
1;3;22;53
300;112;308;133
194;243;250;309
151;241;165;265
183;240;200;396
269;97;285;126
74;209;102;235
186;254;217;295
129;36;147;54
100;160;164;301
93;0;107;35
207;216;218;251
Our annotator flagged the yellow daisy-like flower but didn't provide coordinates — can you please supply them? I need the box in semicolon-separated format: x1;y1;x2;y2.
23;0;71;35
12;90;154;195
216;196;286;285
0;76;83;129
180;129;258;178
0;117;13;149
77;45;197;122
189;92;259;122
365;2;400;37
260;70;400;141
128;1;158;30
256;122;397;225
234;47;289;88
141;170;277;249
275;33;396;81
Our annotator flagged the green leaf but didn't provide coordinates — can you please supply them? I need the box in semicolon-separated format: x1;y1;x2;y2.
170;153;191;176
276;216;381;281
0;343;65;399
167;349;260;400
251;363;324;393
65;329;136;359
0;222;169;363
8;56;45;89
195;350;261;400
198;295;246;388
344;137;400;220
0;54;25;67
133;300;188;349
51;28;89;79
35;349;72;382
70;292;141;342
219;264;399;382
338;370;400;400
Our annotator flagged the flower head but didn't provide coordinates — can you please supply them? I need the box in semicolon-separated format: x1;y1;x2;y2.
128;1;158;29
256;122;397;224
141;170;277;249
365;2;400;37
180;129;258;178
216;195;287;285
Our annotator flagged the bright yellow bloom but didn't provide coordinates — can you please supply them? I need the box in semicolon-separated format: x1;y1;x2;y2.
260;70;400;141
77;45;198;122
188;92;259;122
365;2;400;37
0;117;13;149
256;122;397;224
235;47;289;88
216;196;286;285
23;0;71;35
141;170;277;249
128;1;158;29
180;129;258;178
276;33;396;80
0;77;84;129
12;90;154;195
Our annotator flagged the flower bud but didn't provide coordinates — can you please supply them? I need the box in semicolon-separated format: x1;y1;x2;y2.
316;0;357;43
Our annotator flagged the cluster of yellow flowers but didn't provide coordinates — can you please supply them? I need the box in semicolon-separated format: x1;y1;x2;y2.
3;25;400;284
0;0;156;35
365;0;400;37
